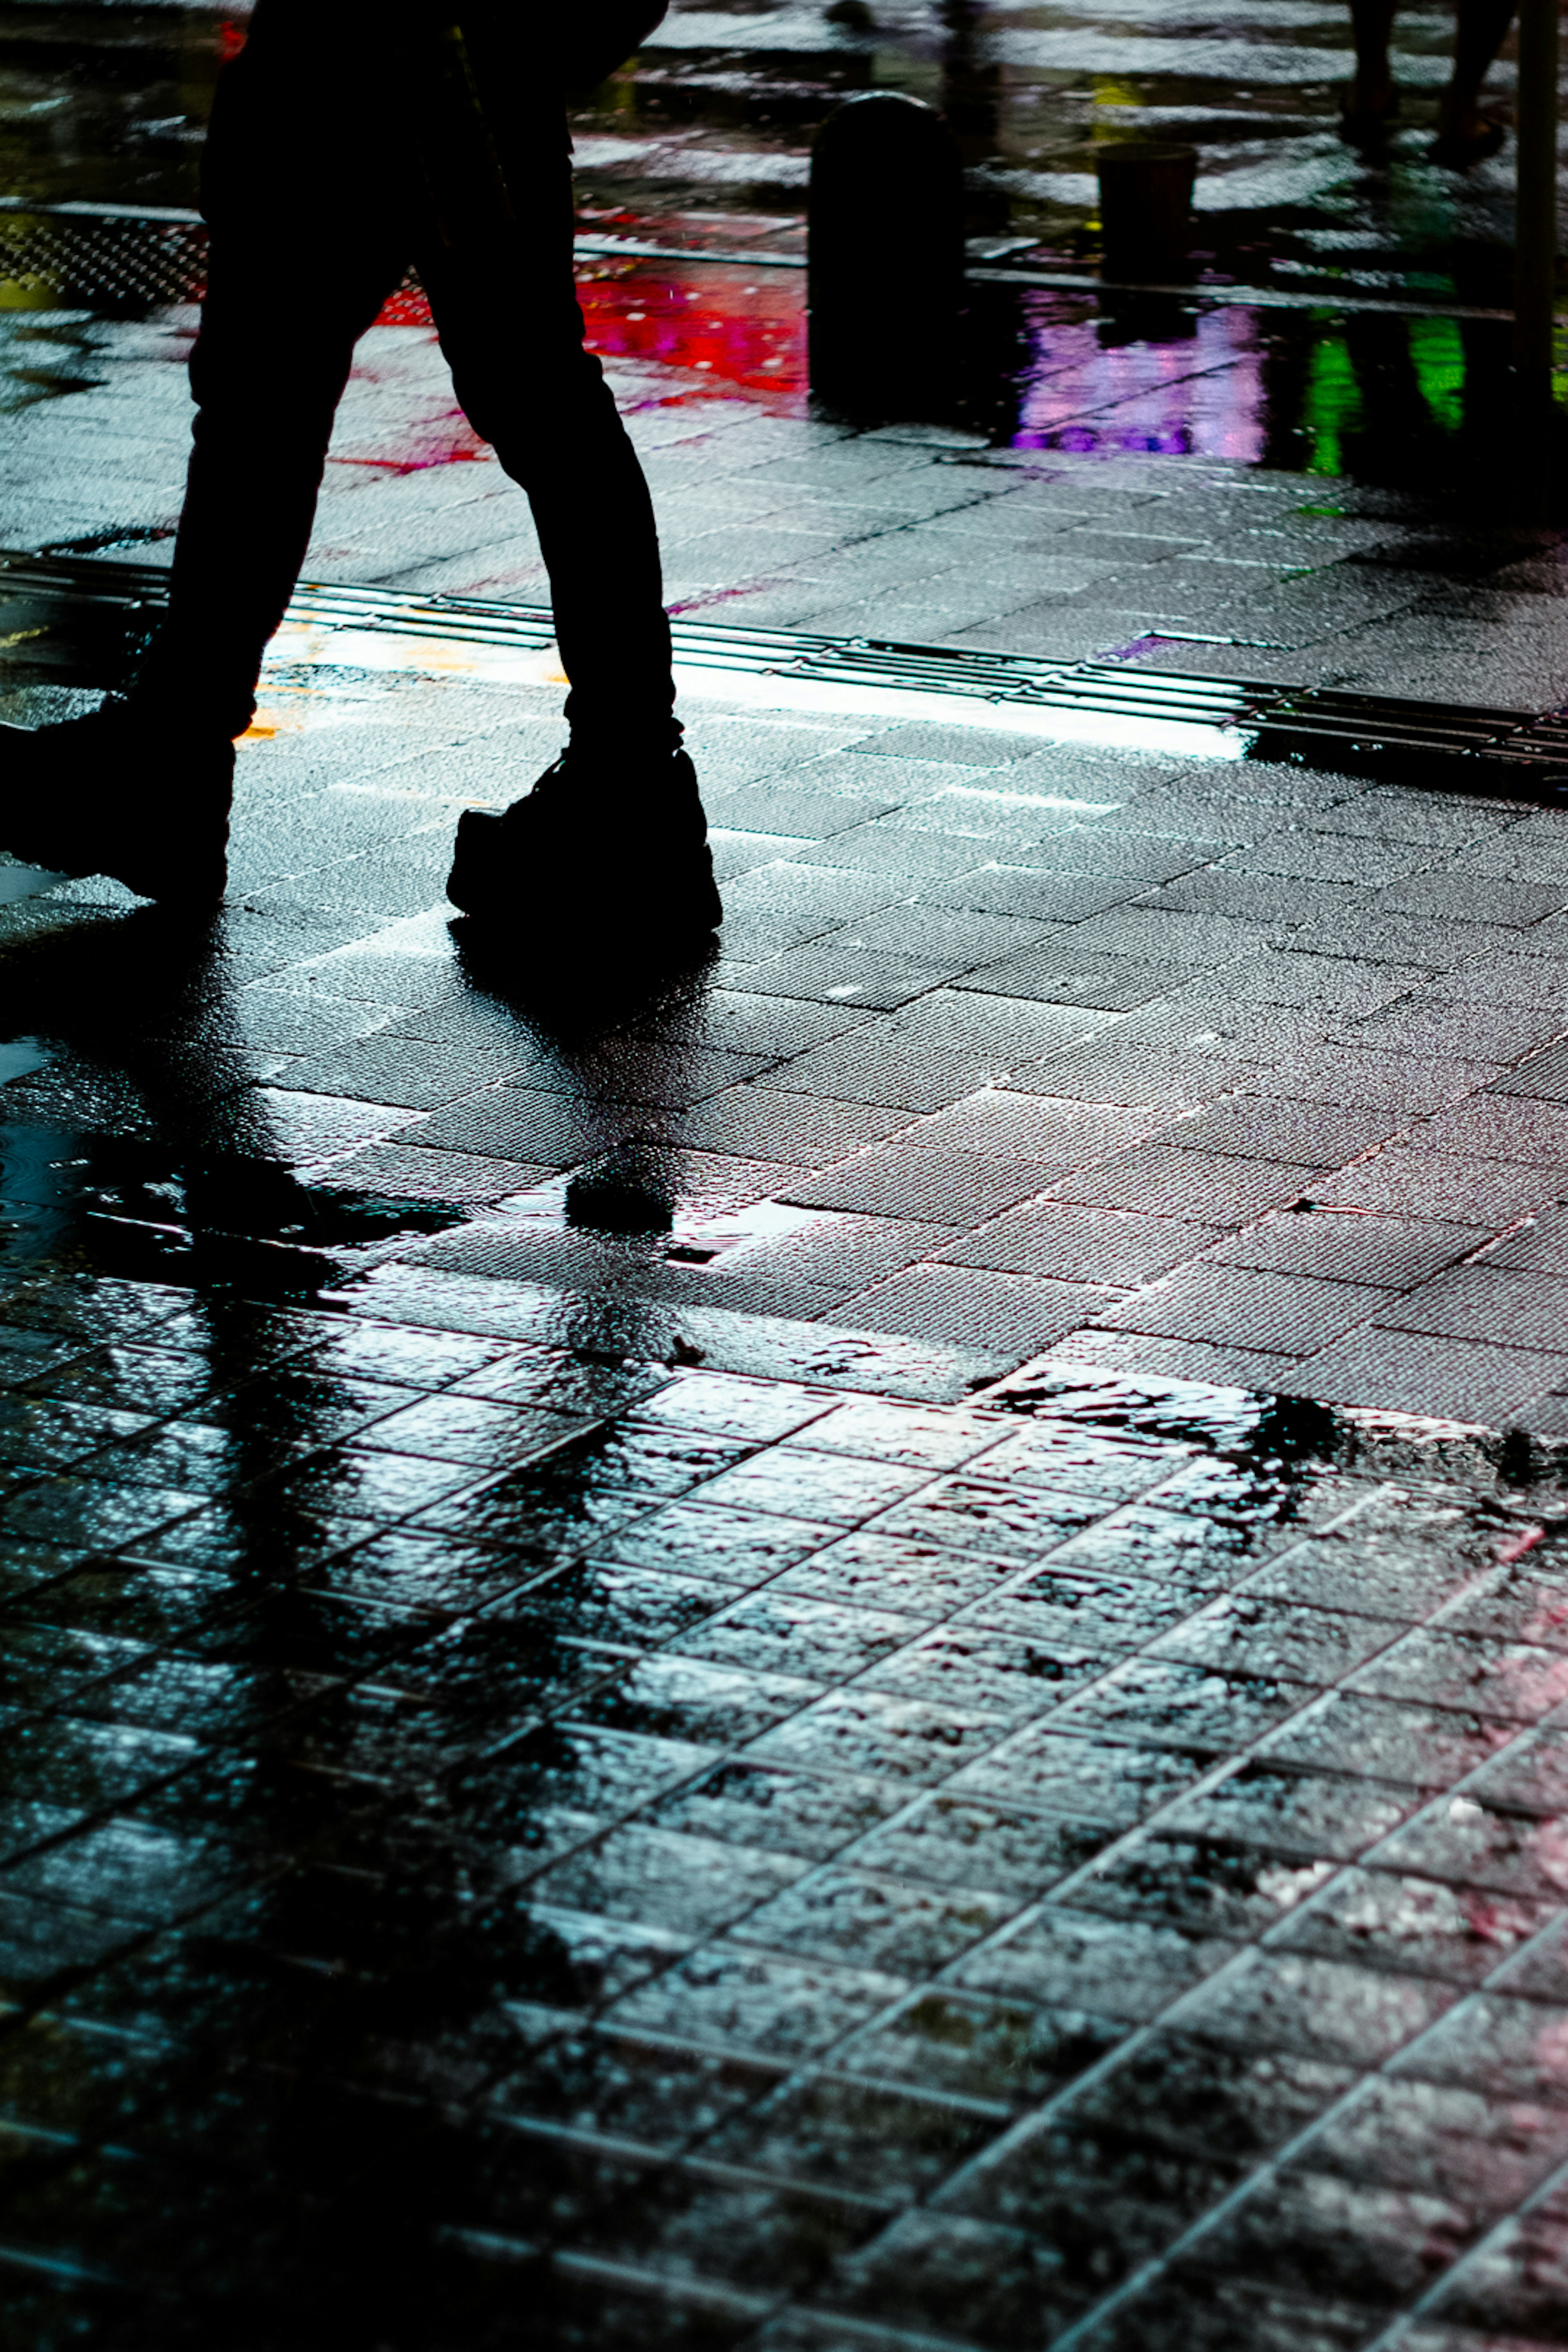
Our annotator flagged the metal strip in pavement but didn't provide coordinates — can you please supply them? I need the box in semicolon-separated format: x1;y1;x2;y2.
2;550;1564;793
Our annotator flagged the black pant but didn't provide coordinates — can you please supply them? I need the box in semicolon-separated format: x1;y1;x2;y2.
154;26;676;749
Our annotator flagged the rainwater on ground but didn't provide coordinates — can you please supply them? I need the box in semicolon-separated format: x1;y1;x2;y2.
6;6;1568;2346
2;0;1565;482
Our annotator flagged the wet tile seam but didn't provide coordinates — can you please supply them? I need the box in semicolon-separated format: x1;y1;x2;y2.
988;1746;1568;2347
4;1350;1567;2333
535;1486;1568;2316
1364;2139;1568;2348
473;1477;1548;2203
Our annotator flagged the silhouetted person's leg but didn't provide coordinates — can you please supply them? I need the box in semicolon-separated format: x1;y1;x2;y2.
414;117;676;760
1343;0;1398;131
0;34;406;903
145;225;407;738
1435;0;1516;156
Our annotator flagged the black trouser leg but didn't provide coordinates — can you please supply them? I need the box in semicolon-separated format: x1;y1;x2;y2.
148;221;404;737
416;139;677;756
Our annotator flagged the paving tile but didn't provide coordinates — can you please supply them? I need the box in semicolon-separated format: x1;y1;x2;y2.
1301;2074;1568;2218
833;1265;1111;1360
672;1087;907;1163
1174;1947;1458;2067
1389;1992;1568;2105
953;948;1202;1009
701;2072;998;2199
1267;1045;1502;1112
771;1530;1021;1618
1166;1099;1405;1166
1178;2165;1472;2307
1490;1038;1568;1103
839;1987;1124;2107
1276;1332;1568;1425
1046;1145;1314;1222
1160;1759;1419;1862
25;381;1568;2336
1098;1264;1380;1354
954;1902;1241;2023
686;1448;931;1527
1204;1211;1471;1290
904;1090;1161;1163
938;1199;1220;1285
1409;1095;1568;1163
605;1943;909;2058
648;1759;902;1864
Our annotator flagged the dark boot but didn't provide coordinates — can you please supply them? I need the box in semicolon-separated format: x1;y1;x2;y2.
0;699;234;906
445;744;723;940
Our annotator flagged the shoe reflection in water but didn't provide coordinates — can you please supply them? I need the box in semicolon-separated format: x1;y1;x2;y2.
0;2;722;955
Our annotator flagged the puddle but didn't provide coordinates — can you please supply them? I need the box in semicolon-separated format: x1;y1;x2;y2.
0;1116;468;1298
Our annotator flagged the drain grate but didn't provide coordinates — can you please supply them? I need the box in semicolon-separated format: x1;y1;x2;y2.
2;549;1564;797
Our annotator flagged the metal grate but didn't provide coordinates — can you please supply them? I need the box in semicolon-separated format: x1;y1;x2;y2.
2;550;1565;797
0;207;209;309
0;202;425;315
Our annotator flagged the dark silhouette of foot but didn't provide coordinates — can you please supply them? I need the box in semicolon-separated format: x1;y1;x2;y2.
1430;104;1508;166
445;744;723;942
1338;82;1400;147
0;701;233;905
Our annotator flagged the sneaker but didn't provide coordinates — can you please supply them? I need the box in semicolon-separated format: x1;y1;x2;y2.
445;744;723;940
0;700;233;906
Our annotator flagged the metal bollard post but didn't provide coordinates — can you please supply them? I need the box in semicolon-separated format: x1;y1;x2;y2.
807;92;964;414
1513;0;1560;391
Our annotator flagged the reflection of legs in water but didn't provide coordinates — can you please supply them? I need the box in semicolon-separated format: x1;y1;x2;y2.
1343;0;1517;157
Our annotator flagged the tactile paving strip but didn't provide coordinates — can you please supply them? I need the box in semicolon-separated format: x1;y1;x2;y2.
6;546;1567;798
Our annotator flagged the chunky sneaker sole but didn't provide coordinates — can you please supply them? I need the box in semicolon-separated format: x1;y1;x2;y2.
445;746;724;942
0;714;233;907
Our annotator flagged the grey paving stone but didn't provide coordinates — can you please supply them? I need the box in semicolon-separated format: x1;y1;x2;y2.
1009;1044;1251;1109
1267;1047;1503;1112
1347;999;1568;1062
1098;1265;1381;1354
671;1087;907;1164
829;1267;1111;1359
1408;1096;1568;1162
782;1147;1049;1226
1046;1145;1314;1223
906;1091;1162;1163
1308;1149;1568;1227
1490;1038;1568;1102
1165;1099;1405;1167
1164;949;1434;1012
735;944;971;1009
1476;1205;1568;1276
939;1202;1221;1285
1276;1330;1568;1424
953;949;1203;1009
1203;1212;1471;1290
716;1214;953;1298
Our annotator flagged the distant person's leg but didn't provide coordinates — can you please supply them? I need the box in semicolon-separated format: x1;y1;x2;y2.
428;107;719;939
1434;0;1516;160
1343;0;1399;131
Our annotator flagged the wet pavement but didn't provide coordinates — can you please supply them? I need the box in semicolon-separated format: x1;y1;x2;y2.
8;4;1568;2344
4;1264;1568;2348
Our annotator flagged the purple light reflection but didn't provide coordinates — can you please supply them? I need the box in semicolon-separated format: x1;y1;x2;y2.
1013;295;1265;462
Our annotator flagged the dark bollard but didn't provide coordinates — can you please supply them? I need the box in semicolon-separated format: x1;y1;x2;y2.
808;92;964;414
1094;141;1198;281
